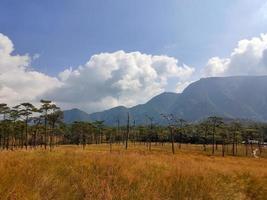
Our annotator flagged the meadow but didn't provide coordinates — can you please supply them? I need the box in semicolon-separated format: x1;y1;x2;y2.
0;144;266;200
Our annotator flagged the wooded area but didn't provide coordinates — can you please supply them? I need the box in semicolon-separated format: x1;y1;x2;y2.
0;101;266;157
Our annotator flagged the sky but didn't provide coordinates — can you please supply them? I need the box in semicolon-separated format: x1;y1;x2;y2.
0;0;267;113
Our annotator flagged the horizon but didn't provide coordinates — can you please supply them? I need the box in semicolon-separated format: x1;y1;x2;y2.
1;0;267;113
67;74;267;115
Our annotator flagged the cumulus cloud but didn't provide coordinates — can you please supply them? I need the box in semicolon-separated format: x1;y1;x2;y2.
45;51;194;112
3;31;267;114
0;33;61;105
176;81;193;93
203;33;267;77
0;33;195;112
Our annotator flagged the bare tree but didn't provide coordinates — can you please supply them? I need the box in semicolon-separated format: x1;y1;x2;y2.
161;114;175;154
145;115;154;151
208;116;223;155
125;113;130;150
229;121;242;156
172;117;186;149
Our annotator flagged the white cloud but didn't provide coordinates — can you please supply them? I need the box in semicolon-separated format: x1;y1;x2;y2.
3;31;267;114
176;81;193;93
203;33;267;77
0;34;195;112
0;33;61;105
45;51;194;112
203;57;229;77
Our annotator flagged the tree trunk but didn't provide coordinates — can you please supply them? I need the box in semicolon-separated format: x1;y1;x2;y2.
6;134;9;150
258;142;262;156
245;140;248;157
250;142;253;156
34;130;37;149
82;133;86;150
125;113;130;150
25;116;28;150
232;132;235;156
20;129;24;149
50;123;55;152
109;132;112;153
170;127;175;154
203;131;207;151
44;110;47;150
235;140;238;156
222;140;225;157
212;124;215;155
179;132;182;149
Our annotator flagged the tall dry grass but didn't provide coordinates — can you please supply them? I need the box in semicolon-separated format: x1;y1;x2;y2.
0;144;266;200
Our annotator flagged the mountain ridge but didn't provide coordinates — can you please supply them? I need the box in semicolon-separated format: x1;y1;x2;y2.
63;76;267;125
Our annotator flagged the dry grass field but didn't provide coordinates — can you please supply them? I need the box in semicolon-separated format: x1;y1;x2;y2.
0;144;266;200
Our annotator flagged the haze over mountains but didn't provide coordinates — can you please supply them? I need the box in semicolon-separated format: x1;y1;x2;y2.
63;76;267;125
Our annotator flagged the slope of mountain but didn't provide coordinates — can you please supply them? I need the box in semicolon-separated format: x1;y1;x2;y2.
63;108;90;123
171;76;267;121
88;106;129;124
88;92;180;125
64;76;267;125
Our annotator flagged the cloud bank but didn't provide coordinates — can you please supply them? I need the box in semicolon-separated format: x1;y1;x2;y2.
0;33;194;112
1;32;267;113
45;51;194;112
0;33;61;105
203;33;267;77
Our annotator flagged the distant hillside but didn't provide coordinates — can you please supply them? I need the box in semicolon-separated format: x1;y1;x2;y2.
63;92;179;124
63;108;90;123
86;92;180;125
171;76;267;121
64;76;267;125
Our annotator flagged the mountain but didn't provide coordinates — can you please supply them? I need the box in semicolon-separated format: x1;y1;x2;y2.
87;92;180;125
170;76;267;121
63;108;90;123
64;76;267;125
63;92;179;124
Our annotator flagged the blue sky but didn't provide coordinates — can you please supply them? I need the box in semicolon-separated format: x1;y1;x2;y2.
1;0;266;75
0;0;267;112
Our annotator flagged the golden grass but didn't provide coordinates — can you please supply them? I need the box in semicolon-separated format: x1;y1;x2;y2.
0;144;266;200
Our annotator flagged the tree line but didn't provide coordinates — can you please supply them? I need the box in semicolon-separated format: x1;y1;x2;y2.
65;114;267;157
0;100;64;151
0;101;266;157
